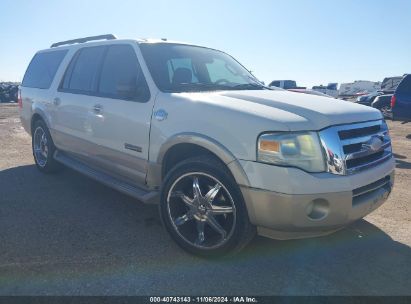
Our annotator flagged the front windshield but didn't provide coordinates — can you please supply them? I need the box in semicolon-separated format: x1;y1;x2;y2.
139;43;266;93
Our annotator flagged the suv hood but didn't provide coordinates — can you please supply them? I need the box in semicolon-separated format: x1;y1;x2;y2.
191;90;383;131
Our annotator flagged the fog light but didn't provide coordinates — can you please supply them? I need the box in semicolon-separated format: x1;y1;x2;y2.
306;199;329;220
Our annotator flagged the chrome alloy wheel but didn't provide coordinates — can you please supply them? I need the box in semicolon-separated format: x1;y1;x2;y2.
166;172;236;249
33;126;49;167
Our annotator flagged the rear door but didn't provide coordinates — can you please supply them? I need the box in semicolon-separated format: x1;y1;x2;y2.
52;45;106;157
394;75;411;121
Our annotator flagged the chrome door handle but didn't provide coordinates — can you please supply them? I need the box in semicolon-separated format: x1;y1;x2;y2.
53;97;61;106
93;104;103;114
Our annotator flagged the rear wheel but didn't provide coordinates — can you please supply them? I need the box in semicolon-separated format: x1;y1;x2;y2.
160;156;255;257
32;120;61;173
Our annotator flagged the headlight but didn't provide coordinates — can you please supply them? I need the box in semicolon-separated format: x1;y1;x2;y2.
257;131;326;172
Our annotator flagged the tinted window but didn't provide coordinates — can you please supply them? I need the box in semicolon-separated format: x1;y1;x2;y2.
62;46;105;92
397;75;411;94
283;80;296;89
98;45;150;101
381;77;403;92
22;50;67;89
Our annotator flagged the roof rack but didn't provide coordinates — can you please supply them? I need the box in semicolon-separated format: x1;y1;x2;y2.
50;34;117;48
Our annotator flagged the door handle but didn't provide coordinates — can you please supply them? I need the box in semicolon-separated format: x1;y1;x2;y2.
53;97;61;106
93;104;103;114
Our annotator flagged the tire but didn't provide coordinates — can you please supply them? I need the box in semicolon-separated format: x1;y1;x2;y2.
32;120;61;173
160;156;256;257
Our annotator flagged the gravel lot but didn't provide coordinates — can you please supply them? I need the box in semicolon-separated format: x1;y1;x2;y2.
0;103;410;295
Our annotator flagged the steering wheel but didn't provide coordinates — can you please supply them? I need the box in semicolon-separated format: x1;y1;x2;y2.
214;79;231;85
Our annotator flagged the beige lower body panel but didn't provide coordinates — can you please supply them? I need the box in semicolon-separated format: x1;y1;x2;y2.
241;171;394;240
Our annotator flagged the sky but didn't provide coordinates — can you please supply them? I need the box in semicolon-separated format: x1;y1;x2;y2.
0;0;410;87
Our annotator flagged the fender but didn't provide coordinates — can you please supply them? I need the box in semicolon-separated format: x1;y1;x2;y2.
31;103;52;133
151;132;251;188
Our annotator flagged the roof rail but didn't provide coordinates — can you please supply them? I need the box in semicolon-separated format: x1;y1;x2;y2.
50;34;117;48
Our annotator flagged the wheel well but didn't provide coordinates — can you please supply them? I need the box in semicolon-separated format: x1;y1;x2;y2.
162;143;225;178
31;113;44;134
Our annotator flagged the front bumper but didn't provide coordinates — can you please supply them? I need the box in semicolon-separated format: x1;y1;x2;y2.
239;159;395;240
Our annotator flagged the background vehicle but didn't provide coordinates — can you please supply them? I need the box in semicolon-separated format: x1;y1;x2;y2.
312;83;339;98
381;76;403;93
269;80;305;89
372;94;393;118
391;74;411;121
356;91;383;106
20;35;395;257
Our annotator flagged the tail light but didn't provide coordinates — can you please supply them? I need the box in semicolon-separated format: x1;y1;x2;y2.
17;88;22;109
390;95;396;108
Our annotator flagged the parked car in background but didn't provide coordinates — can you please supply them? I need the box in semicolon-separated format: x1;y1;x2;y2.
312;83;339;98
381;76;403;93
391;74;411;121
356;91;383;106
354;76;403;109
269;80;305;89
372;94;393;118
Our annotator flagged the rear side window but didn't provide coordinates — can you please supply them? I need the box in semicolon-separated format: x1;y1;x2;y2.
98;45;150;101
22;50;67;89
61;46;105;92
397;75;411;94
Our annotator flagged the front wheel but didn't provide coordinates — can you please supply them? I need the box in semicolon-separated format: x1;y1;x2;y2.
160;156;255;257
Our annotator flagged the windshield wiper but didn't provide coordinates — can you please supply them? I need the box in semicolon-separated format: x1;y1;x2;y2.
230;83;267;90
169;83;232;92
168;82;271;93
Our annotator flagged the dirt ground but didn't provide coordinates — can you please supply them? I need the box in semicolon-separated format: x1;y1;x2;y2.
0;103;410;295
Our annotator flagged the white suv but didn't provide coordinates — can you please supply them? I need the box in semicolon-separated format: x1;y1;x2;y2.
19;35;395;256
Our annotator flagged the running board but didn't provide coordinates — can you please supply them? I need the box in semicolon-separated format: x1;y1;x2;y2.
54;151;159;204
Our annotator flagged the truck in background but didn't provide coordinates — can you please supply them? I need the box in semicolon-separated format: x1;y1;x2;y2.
312;83;338;98
268;80;306;89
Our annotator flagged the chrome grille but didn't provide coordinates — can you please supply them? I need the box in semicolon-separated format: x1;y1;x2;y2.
319;120;392;175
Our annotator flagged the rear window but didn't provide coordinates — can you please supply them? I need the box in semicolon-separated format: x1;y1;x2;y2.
396;75;411;94
22;50;67;89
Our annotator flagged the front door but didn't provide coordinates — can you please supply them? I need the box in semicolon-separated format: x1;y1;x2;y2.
87;43;153;185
